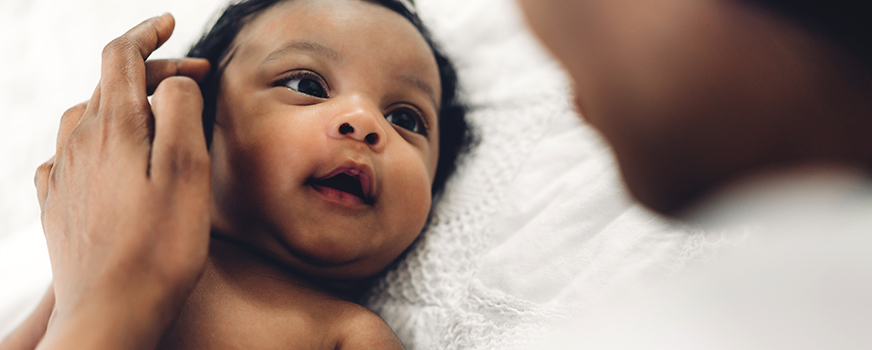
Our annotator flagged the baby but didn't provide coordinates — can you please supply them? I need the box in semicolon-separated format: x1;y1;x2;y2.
161;0;469;348
3;0;469;348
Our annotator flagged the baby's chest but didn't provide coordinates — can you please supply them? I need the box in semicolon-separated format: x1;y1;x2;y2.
156;276;346;349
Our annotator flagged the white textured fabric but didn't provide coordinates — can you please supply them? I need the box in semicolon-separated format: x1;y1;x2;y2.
0;0;725;347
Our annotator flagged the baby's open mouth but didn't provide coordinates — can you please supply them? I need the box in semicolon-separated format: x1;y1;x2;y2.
310;171;374;205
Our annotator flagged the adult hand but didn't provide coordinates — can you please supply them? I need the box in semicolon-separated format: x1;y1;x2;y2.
0;59;209;350
31;13;212;350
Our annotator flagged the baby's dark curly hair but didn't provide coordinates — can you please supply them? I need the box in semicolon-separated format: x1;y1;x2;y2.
187;0;471;197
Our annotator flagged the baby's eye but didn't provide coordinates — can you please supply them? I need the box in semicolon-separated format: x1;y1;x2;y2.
285;77;328;98
385;108;425;135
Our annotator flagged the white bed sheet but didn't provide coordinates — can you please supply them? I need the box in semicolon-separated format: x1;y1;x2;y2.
0;0;705;347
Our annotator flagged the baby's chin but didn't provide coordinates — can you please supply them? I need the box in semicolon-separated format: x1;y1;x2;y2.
208;218;417;282
272;232;419;281
203;234;376;299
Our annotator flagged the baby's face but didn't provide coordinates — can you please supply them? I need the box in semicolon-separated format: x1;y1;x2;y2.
209;0;441;279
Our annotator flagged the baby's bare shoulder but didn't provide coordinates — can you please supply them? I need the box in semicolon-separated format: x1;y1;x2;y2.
331;304;405;350
254;296;403;349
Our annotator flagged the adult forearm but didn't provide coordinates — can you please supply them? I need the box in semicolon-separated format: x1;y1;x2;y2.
37;284;186;350
0;288;54;350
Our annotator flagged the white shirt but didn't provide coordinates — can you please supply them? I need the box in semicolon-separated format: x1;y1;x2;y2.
536;168;872;349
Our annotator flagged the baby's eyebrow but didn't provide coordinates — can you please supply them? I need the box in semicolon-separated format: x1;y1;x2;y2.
262;41;342;64
399;74;439;112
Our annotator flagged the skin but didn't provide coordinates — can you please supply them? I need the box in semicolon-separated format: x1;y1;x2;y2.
208;0;441;281
517;0;872;214
3;0;439;349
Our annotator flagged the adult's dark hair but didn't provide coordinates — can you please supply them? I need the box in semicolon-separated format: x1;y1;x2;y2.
187;0;471;197
742;0;871;66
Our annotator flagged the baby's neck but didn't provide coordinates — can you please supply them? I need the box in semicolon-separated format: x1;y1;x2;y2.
207;234;367;302
157;236;378;349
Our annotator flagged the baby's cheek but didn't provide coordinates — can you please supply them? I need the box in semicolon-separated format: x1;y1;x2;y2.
385;156;432;231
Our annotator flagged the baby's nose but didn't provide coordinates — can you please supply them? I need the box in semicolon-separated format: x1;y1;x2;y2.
337;122;380;145
327;99;386;151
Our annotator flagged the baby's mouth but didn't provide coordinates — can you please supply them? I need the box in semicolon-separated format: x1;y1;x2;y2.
309;171;374;205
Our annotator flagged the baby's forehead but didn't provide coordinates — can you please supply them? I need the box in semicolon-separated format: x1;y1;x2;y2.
234;1;420;52
225;0;441;101
235;2;433;63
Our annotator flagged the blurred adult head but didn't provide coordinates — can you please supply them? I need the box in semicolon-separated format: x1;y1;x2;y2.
518;0;872;214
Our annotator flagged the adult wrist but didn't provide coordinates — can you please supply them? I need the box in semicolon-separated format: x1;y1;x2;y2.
38;282;186;350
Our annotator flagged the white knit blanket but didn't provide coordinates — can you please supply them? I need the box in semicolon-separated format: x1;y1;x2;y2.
0;0;722;348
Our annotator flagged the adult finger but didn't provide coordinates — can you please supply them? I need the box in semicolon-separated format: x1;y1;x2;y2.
56;102;88;155
145;58;211;95
35;156;55;212
99;13;175;109
149;76;210;185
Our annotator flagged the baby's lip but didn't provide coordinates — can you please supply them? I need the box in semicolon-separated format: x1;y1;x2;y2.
313;162;375;201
